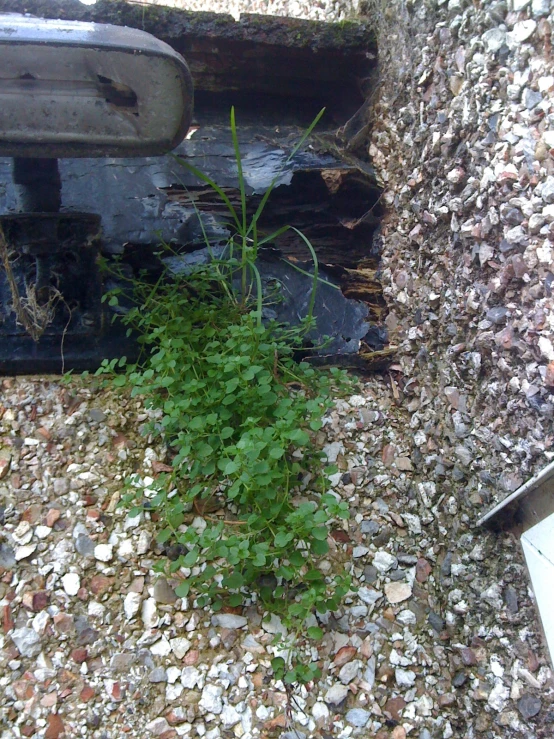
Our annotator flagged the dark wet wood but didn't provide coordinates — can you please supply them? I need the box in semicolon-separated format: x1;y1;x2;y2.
0;0;390;371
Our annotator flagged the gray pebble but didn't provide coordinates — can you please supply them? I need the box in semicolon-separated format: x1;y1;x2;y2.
542;176;554;203
522;88;543;110
504;585;518;614
75;534;96;557
53;478;70;495
345;708;370;727
397;553;418;566
153;578;178;605
149;667;168;683
452;466;465;481
324;683;349;705
389;568;407;581
453;671;467;688
360;520;379;536
89;409;106;423
428;611;445;633
212;613;248;629
441;551;453;578
0;543;16;569
517;694;541;720
501;207;524;226
363;565;378;584
110;653;136;671
486;306;508;325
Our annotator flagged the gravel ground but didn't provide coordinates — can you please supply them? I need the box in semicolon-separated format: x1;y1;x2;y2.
2;0;554;738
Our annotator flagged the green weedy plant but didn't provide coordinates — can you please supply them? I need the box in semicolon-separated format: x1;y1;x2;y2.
96;109;355;685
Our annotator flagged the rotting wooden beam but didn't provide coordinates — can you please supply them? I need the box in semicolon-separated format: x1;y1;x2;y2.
0;0;391;371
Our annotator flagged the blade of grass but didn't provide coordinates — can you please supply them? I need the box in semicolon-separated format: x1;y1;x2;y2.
279;259;339;290
230;107;247;236
257;225;290;246
286;108;326;163
171;155;241;232
290;227;319;324
249;260;264;327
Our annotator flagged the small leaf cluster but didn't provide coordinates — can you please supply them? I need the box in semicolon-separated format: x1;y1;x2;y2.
101;278;351;626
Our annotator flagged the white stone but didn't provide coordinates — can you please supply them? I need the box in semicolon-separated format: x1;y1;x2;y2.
324;683;349;705
212;614;247;629
312;702;330;721
181;666;202;689
539;336;554;360
35;526;52;539
479;243;495;266
32;611;50;635
482;28;506;53
170;637;191;659
88;601;105;618
256;706;271;722
145;717;171;736
396;668;417;687
537;243;553;264
385;581;412;604
322;441;344;463
488;679;510;711
142;597;159;628
511;20;537;44
542;176;554;203
11;627;41;657
123;512;142;530
13;521;32;545
61;572;80;596
166;666;182;684
529;213;546;233
373;551;397;572
123;592;142;620
415;694;434;716
221;704;241;728
505;226;526;245
261;613;286;635
166;683;183;701
491;657;504;678
397;609;417;625
363;656;376;688
199;684;223;715
542;203;554;222
94;543;113;562
117;539;135;560
242;635;265;654
358;587;383;605
531;0;550;16
137;530;152;555
15;544;37;561
150;637;171;657
338;659;361;684
345;708;371;727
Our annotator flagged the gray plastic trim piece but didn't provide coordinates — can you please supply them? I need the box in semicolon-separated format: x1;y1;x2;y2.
0;14;194;158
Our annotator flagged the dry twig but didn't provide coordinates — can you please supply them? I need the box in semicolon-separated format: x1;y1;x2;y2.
0;223;62;342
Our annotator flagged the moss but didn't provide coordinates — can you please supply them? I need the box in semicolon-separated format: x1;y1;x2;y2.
0;0;375;52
